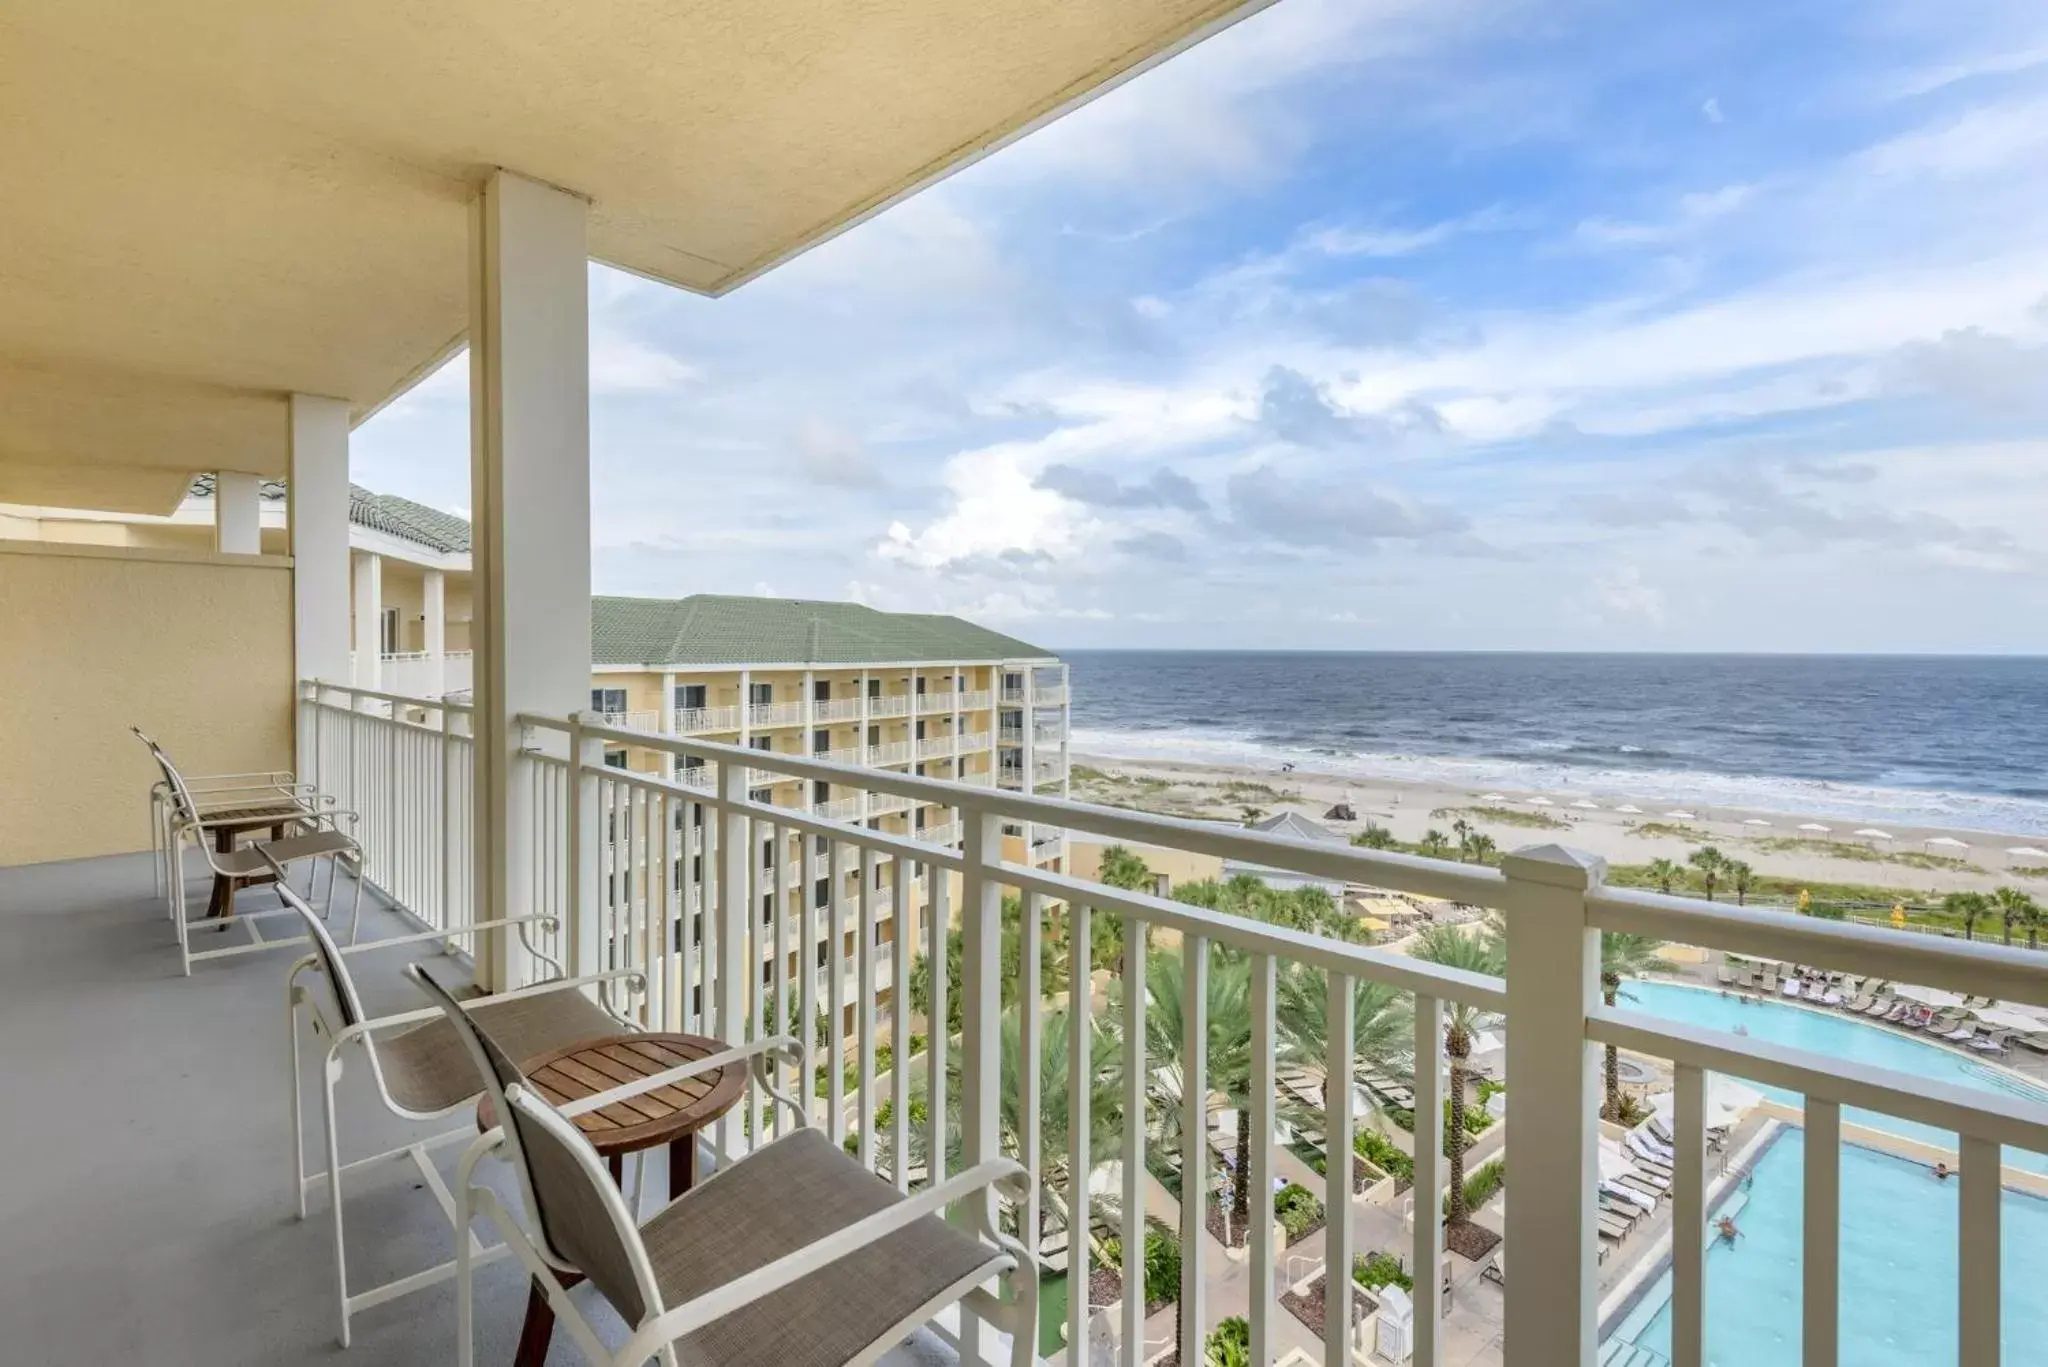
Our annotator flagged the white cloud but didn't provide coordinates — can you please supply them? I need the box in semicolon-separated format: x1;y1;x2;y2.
591;334;700;392
1701;96;1724;124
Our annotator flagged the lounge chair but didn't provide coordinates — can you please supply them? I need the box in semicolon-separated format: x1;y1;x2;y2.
1646;1115;1675;1145
140;731;365;975
133;726;324;906
414;965;1037;1367
1602;1180;1656;1212
1483;1251;1506;1286
1941;1022;1977;1044
2022;1033;2048;1054
273;866;643;1346
1970;1029;2012;1055
1843;993;1873;1013
1865;996;1895;1018
1761;972;1779;994
1716;966;1736;986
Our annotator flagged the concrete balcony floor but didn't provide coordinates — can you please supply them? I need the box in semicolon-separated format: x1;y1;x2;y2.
0;852;950;1366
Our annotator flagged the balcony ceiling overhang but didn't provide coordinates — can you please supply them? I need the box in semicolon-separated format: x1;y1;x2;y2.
0;0;1268;513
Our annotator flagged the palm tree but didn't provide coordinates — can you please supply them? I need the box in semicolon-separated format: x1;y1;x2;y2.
1944;891;1990;942
1466;832;1497;866
1239;806;1266;828
1599;934;1666;1120
1420;828;1451;859
1646;858;1682;895
1273;966;1413;1184
1725;859;1755;906
1408;925;1507;1225
1688;846;1725;901
1099;844;1155;892
1451;819;1473;862
1353;823;1396;851
1994;887;2040;948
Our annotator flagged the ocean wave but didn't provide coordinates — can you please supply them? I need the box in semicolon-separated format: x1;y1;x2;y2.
1068;726;2048;837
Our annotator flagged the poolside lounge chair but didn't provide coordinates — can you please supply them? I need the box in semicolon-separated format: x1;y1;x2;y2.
1597;1211;1631;1240
1761;972;1779;994
1716;966;1736;986
1970;1029;2011;1055
1941;1022;1977;1044
1602;1180;1656;1213
414;964;1037;1367
273;866;644;1346
1483;1251;1506;1286
1865;995;1895;1018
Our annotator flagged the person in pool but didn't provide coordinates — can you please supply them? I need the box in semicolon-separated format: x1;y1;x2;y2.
1933;1162;1952;1181
1715;1215;1743;1245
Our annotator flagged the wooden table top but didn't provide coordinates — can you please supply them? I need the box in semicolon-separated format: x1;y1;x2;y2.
479;1032;747;1155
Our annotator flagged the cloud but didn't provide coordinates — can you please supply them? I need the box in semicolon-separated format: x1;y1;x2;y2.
1115;531;1190;562
791;418;885;488
1256;365;1443;446
1225;466;1468;549
1701;96;1724;124
1592;566;1666;625
1888;325;2048;417
591;334;700;393
1034;463;1207;511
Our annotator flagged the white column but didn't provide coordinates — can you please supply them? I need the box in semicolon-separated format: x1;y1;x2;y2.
1502;843;1606;1367
856;669;870;824
423;569;447;698
660;669;677;780
352;552;382;687
213;471;263;555
1020;662;1036;857
469;168;592;991
288;396;351;690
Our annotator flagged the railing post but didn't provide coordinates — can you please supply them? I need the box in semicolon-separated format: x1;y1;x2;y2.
958;806;1004;1366
566;713;603;981
715;754;752;1159
1501;844;1605;1367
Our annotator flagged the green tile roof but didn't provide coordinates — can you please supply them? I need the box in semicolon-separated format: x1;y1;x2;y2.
347;485;471;553
593;595;1055;667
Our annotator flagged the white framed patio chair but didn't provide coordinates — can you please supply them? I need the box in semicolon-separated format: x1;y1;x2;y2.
271;865;648;1347
132;725;332;908
142;730;366;975
411;963;1039;1367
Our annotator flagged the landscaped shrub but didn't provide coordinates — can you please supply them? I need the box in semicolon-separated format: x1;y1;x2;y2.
1353;1251;1413;1293
1444;1158;1506;1217
1273;1183;1325;1240
1097;1225;1181;1308
1205;1316;1251;1367
1353;1128;1414;1183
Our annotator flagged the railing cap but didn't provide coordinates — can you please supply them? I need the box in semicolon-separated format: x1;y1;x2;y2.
1499;842;1607;890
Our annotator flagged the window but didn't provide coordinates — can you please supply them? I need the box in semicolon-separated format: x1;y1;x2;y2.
867;724;880;745
914;675;926;695
1004;672;1024;692
814;878;829;909
749;681;774;706
914;809;926;830
812;779;829;803
603;750;627;769
915;763;927;777
866;678;881;699
813;833;828;855
676;683;706;710
816;940;830;968
812;730;830;753
813;679;832;702
749;735;773;752
380;607;401;655
591;687;627;714
914;719;926;740
762;840;776;868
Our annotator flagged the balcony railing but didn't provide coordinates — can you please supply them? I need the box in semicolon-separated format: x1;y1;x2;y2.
866;694;911;719
377;649;474;698
1031;685;1067;708
918;819;962;847
866;741;913;766
914;735;957;761
813;697;862;723
747;700;807;729
595;708;660;732
298;676;2048;1367
674;704;742;734
915;691;958;715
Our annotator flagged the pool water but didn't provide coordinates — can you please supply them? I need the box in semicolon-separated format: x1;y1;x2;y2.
1626;980;2048;1172
1625;1130;2048;1366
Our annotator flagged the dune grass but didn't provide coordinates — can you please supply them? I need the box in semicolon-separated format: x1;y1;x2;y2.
1430;804;1567;830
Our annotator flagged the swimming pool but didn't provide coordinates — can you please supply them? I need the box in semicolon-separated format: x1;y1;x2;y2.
1615;1129;2048;1366
1626;980;2048;1172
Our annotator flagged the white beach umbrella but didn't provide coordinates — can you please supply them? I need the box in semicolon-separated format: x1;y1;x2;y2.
1573;800;1600;810
1926;836;1969;852
1892;983;1965;1009
2006;847;2048;860
1853;828;1894;842
1615;804;1643;815
1480;793;1507;802
1649;1077;1764;1131
1664;810;1696;820
1528;796;1554;806
1798;822;1831;836
1743;818;1771;827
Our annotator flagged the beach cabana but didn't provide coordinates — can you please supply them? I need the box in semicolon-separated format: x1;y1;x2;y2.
1663;810;1696;820
1572;800;1599;810
1481;793;1507;802
1615;804;1643;815
1743;818;1771;828
1854;828;1894;842
2007;847;2048;862
1528;796;1554;807
1926;836;1970;853
1649;1077;1762;1132
1798;822;1832;837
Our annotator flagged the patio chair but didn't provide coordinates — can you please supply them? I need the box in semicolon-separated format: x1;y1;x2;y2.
409;966;1038;1367
140;730;366;975
132;726;321;905
271;865;645;1347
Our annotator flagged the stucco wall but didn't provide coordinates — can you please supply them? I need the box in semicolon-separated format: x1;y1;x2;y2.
0;543;294;865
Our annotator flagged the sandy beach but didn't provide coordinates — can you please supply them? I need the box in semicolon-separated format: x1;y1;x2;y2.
1072;749;2048;904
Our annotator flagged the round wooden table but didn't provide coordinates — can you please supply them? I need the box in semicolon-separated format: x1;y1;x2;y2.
479;1031;746;1367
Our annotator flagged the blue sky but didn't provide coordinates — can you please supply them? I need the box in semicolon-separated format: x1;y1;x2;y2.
354;0;2048;652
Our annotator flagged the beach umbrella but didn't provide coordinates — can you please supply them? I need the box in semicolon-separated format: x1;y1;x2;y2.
1573;800;1600;810
1528;796;1554;806
1615;804;1643;815
1743;818;1771;828
1853;828;1894;842
1926;836;1969;852
1892;983;1964;1009
1480;793;1507;802
1664;810;1696;820
1798;822;1831;836
2007;847;2048;860
1649;1077;1764;1131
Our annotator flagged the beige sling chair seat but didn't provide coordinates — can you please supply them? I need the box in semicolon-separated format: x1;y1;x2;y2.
270;862;646;1347
411;964;1039;1367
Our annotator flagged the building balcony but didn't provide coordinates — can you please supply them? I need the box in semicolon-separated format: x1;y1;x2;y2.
378;649;473;698
674;704;742;734
866;695;912;719
813;697;863;723
913;736;957;761
914;691;958;715
866;741;913;766
1030;686;1067;708
746;700;807;729
998;726;1025;745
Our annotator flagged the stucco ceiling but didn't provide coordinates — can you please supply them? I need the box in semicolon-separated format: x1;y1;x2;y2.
0;1;1267;512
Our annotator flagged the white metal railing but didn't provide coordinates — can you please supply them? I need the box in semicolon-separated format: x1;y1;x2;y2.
812;796;863;822
957;689;992;711
674;704;741;734
747;700;807;728
1031;686;1067;708
596;709;659;732
814;746;865;767
317;676;2048;1367
1000;687;1025;705
814;698;862;723
866;741;913;766
998;726;1024;745
375;649;474;699
867;694;911;719
914;735;957;761
919;820;962;847
866;792;916;817
916;691;958;715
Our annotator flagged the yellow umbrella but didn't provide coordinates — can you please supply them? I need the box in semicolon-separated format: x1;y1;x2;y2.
1356;915;1391;933
1798;889;1811;913
1891;904;1907;929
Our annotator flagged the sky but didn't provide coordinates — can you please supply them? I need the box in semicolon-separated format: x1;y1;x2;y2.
353;0;2048;654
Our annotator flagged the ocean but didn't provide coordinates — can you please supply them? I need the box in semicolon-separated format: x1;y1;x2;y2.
1063;652;2048;837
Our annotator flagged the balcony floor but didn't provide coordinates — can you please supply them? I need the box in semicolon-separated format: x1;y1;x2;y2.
0;852;951;1366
